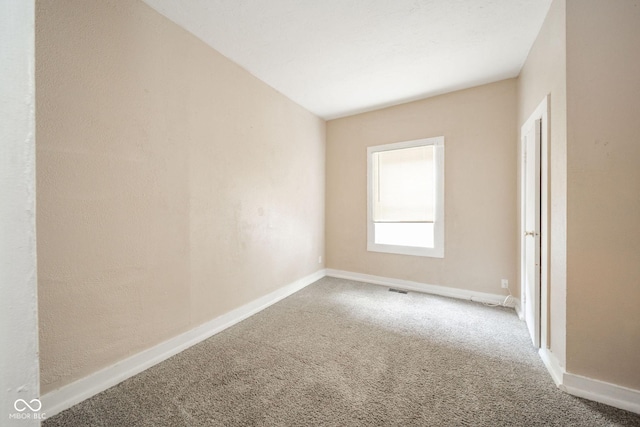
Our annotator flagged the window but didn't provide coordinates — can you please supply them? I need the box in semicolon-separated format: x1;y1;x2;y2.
367;136;444;258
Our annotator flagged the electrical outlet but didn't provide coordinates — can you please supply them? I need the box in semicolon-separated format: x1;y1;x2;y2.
501;279;509;289
318;256;322;264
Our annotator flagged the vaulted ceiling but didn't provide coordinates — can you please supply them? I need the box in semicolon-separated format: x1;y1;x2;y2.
142;0;552;119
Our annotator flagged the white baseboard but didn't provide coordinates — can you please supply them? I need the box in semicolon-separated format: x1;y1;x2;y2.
514;298;523;319
539;348;640;414
563;372;640;415
538;348;564;387
326;268;511;306
40;269;325;418
41;267;640;418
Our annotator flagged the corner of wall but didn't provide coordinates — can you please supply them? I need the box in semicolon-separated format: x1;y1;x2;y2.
0;1;40;424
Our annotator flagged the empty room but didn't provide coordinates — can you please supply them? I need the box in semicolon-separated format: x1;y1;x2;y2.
2;0;640;425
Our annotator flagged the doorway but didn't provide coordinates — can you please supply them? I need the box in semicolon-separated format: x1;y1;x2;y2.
520;96;548;349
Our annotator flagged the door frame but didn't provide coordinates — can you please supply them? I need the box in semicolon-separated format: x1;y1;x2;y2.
520;95;549;349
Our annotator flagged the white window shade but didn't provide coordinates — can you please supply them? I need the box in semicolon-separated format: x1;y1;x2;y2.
372;145;435;223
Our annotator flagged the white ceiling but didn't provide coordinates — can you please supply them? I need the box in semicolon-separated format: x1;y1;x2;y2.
142;0;552;120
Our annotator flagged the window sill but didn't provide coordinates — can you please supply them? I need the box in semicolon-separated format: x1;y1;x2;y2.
367;242;444;258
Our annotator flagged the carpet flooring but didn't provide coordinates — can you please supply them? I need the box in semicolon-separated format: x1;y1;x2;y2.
45;277;640;426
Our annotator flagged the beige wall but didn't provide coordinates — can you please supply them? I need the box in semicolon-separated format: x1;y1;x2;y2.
565;0;640;390
517;0;567;366
36;0;325;394
519;0;640;391
326;79;518;296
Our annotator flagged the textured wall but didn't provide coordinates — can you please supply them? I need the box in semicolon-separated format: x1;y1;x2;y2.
519;0;640;392
565;0;640;390
36;0;325;394
326;79;518;296
0;0;40;424
517;0;567;366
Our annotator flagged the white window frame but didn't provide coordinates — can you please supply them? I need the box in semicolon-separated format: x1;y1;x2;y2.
367;136;445;258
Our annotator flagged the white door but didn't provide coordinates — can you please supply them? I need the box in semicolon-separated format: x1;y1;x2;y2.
523;119;541;347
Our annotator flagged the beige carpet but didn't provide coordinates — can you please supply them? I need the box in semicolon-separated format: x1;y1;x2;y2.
45;277;640;426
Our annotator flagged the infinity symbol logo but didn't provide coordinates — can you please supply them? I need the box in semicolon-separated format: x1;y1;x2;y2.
14;398;42;412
